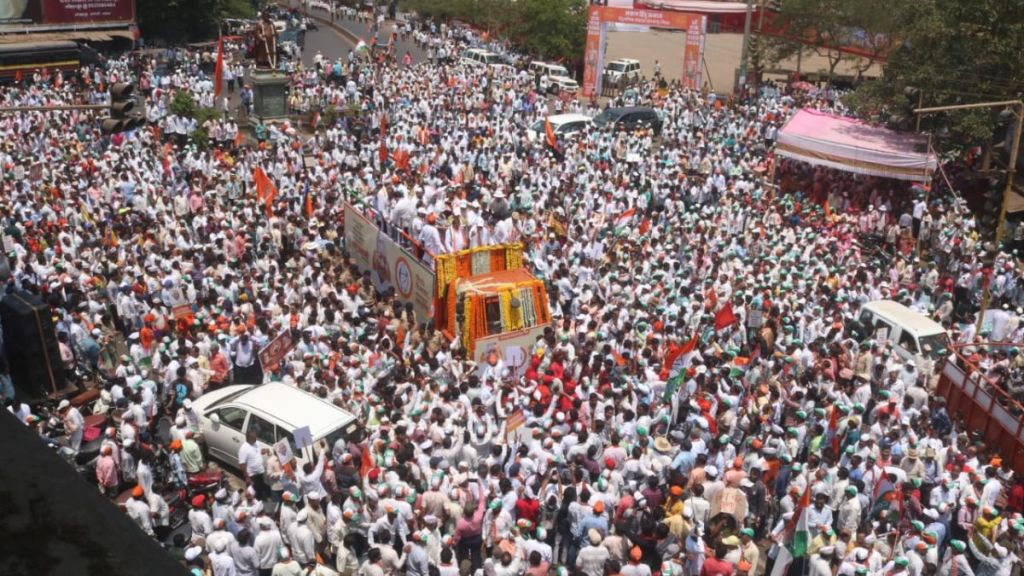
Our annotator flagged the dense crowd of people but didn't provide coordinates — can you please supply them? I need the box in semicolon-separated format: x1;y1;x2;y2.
3;6;1024;576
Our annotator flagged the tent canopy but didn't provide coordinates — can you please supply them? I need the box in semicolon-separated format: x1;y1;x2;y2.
776;109;937;181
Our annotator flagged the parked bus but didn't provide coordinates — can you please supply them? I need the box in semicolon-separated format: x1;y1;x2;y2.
0;41;97;81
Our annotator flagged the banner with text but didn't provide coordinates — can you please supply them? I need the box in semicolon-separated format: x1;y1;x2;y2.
0;0;135;29
582;6;706;98
343;203;435;323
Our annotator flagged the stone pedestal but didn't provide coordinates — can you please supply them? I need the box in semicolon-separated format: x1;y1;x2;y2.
250;70;289;120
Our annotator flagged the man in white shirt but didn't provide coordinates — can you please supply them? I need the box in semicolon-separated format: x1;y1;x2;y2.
238;428;269;500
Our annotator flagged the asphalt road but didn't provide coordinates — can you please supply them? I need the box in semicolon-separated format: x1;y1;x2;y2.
297;4;429;65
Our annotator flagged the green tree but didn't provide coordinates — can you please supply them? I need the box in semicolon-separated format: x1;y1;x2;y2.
845;0;1024;150
760;0;896;82
402;0;587;64
506;0;587;63
136;0;256;43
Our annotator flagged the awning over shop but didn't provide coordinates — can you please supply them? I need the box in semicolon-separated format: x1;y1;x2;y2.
639;0;751;14
0;28;134;44
776;109;938;181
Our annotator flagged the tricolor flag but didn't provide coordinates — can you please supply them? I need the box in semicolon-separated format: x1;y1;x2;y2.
214;35;225;100
770;485;812;576
613;208;636;236
662;334;698;402
791;485;811;558
660;334;698;381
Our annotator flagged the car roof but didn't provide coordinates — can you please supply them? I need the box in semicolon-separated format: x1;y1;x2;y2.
233;382;357;437
861;300;946;337
548;113;591;124
604;106;656;114
608;58;639;64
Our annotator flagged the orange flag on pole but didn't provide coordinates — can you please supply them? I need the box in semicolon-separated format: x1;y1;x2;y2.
544;117;558;150
214;35;225;100
253;167;275;202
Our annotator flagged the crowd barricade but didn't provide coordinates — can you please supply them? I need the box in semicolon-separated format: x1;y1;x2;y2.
936;343;1024;473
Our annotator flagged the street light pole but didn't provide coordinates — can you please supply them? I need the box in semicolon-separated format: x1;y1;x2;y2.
915;100;1024;333
737;0;755;90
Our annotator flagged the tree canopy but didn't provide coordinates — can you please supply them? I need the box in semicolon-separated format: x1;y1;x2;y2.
401;0;587;64
841;0;1024;150
136;0;256;43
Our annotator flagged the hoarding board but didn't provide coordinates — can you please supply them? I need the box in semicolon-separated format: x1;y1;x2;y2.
343;203;435;323
0;0;135;30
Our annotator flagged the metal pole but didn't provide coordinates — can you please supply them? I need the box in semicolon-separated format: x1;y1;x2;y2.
977;102;1024;332
0;104;110;113
738;0;755;90
915;91;923;131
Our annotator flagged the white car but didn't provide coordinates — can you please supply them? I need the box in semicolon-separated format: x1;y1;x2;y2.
604;58;641;85
548;75;579;95
527;113;593;143
192;383;363;469
461;48;504;69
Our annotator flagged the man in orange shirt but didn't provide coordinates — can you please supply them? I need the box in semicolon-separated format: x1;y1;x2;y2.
208;342;231;388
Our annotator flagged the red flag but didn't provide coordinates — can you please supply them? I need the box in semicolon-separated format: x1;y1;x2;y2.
638;217;651;237
714;302;738;331
14;70;22;83
214;35;225;101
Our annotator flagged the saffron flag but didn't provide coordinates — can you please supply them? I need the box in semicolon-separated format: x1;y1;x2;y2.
613;208;637;235
638;217;651;237
214;35;225;100
827;404;841;456
544;117;558;150
379;139;388;166
359;445;373;479
714;302;738;331
305;189;314;219
253;167;275;202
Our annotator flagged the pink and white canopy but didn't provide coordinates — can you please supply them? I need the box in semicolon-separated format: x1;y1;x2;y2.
776;109;938;181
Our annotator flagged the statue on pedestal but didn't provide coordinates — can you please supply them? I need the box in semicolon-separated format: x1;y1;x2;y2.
251;11;278;70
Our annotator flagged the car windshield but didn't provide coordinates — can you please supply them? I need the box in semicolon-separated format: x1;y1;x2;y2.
919;333;950;359
593;110;622;126
550;66;568;76
529;120;544;132
324;421;364;451
607;63;625;71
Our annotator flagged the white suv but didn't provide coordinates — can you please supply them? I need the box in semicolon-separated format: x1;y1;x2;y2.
604;58;641;85
461;48;510;71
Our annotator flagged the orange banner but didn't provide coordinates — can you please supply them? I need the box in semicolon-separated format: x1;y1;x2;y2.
582;6;707;98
